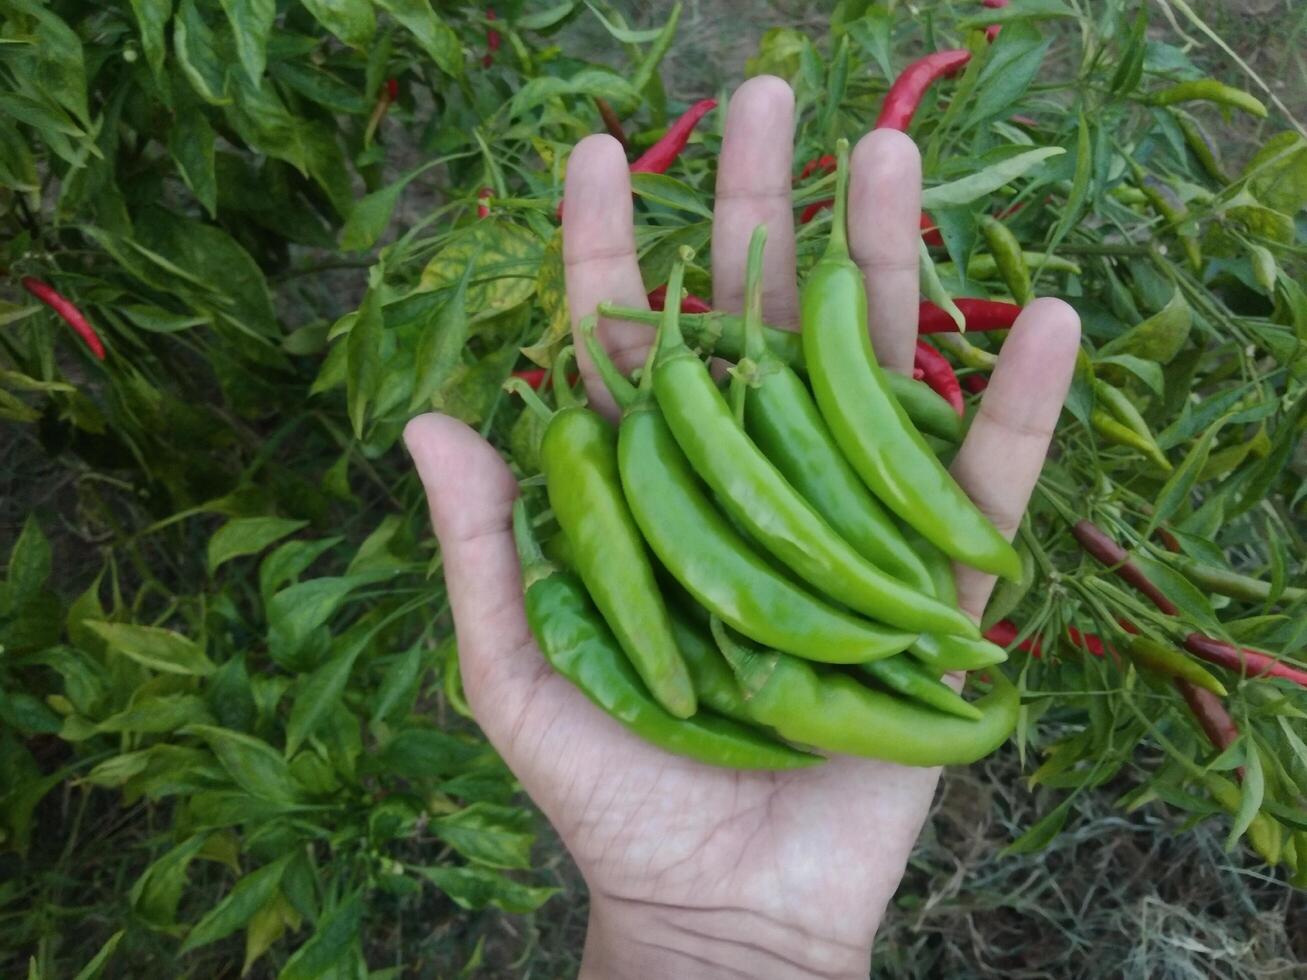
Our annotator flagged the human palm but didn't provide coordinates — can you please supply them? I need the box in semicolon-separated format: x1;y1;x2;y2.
405;76;1080;977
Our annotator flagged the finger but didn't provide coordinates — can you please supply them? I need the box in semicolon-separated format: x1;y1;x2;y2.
563;134;649;420
849;129;922;376
403;414;561;757
712;75;799;326
950;298;1082;617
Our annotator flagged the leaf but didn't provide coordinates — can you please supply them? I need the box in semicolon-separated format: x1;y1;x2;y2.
508;70;641;118
1052;111;1092;242
957;0;1075;28
87;622;215;676
1144;417;1228;540
168;110;218;216
71;931;124;980
187;725;300;804
371;728;486;779
223;73;309;173
285;633;369;755
418;221;541;319
430;804;535;870
414;865;557;914
345;266;384;437
180;855;292;953
339;161;440;251
174;0;230;105
1227;743;1265;851
921;147;1064;209
128;0;173;82
218;0;274;85
1094;354;1164;396
95;694;214;736
629;172;714;219
584;2;663;42
18;0;90;127
131;834;210;928
375;0;463;77
1243;131;1307;217
242;891;295;976
266;577;359;665
411;258;475;412
1098;289;1192;364
208;517;308;573
371;645;425;724
301;0;376;46
276;890;363;980
259;537;341;601
1003;795;1075;855
967;24;1050;125
6;513;51;599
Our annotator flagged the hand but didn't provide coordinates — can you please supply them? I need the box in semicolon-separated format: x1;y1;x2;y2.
404;76;1080;979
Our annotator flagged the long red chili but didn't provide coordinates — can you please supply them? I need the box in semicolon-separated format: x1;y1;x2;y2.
483;9;500;68
800;199;833;224
875;50;972;131
1177;681;1239;754
920;212;944;246
21;277;106;360
646;285;712;315
983;0;1009;42
476;187;492;219
630;99;717;174
1184;634;1307;689
914;340;964;416
919;297;1021;334
797;154;836;181
595;97;627;150
512;368;579;390
1072;520;1180;615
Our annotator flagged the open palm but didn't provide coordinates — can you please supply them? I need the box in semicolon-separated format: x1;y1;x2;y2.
405;76;1080;976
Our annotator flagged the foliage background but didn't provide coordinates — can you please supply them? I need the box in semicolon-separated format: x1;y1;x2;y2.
1;0;1306;976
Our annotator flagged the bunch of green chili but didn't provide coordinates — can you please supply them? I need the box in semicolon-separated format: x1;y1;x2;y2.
507;140;1022;770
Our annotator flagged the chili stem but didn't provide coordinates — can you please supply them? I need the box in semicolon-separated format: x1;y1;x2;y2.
502;378;554;421
827;139;852;261
579;315;637;410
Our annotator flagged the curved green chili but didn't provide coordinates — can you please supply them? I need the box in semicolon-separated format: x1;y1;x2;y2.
650;245;975;638
1125;635;1228;696
713;620;1019;766
513;501;819;769
581;321;916;666
908;630;1009;673
594;302;964;443
854;655;983;720
1148;79;1267;118
980;215;1032;306
801;141;1022;581
505;378;697;718
734;226;938;596
667;608;757;726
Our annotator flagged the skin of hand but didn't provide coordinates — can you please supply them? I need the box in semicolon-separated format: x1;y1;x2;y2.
404;76;1080;979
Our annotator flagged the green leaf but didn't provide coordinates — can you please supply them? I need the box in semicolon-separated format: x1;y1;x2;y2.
266;577;359;664
187;725;299;804
340;182;403;252
87;622;215;676
411;257;475;412
168;108;217;216
223;73;309;173
285;633;369;754
218;0;274;85
371;728;486;778
967;24;1050;125
430;803;535;870
584;2;663;42
6;513;51;599
1098;289;1192;364
345;266;385;436
1094;354;1164;396
508;70;641;118
0;692;61;734
921;147;1064;209
174;0;230;105
1144;417;1228;540
629;172;714;219
957;0;1075;29
1243;131;1307;217
1052;111;1092;242
180;855;292;953
414;865;557;914
95;694;214;736
301;0;376;47
208;517;308;574
375;0;463;76
1003;795;1075;855
19;0;91;127
629;2;682;96
131;834;210;929
71;930;124;980
419;220;541;319
1227;744;1265;851
128;0;173;82
276;890;363;980
371;644;424;724
260;537;342;601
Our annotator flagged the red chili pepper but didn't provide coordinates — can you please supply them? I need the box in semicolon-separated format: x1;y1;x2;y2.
1177;681;1239;754
1183;634;1307;689
962;374;988;394
630;99;717;175
984;620;1043;656
918;297;1022;334
483;9;500;68
874;49;972;131
21;277;106;359
595;97;627;150
914;339;964;416
920;211;944;246
476;187;492;219
797;154;837;181
800;199;833;224
982;0;1009;42
386;78;399;102
1071;519;1180;616
647;285;712;315
512;368;579;390
1154;527;1182;553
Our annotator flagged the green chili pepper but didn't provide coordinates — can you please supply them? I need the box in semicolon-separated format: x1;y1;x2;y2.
504;375;697;719
1173;111;1230;184
581;320;916;666
908;630;1009;672
981;534;1035;631
1148;79;1267;118
936;251;1082;281
1128;160;1203;274
1169;556;1306;605
1091;380;1172;472
980;215;1033;306
513;501;819;770
1125;635;1228;696
595;302;964;442
855;654;983;720
733;226;938;596
1200;771;1284;867
712;619;1019;766
667;608;757;726
649;244;975;638
801;140;1023;581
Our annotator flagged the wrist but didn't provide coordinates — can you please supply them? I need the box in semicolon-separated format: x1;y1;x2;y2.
578;891;873;980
